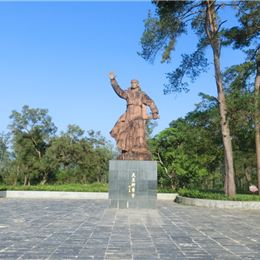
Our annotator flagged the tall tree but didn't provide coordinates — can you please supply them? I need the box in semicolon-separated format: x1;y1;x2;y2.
223;1;260;194
222;62;256;189
8;105;57;185
0;132;11;183
139;0;245;196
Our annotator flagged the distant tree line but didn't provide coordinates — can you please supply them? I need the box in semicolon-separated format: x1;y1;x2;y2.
0;105;116;186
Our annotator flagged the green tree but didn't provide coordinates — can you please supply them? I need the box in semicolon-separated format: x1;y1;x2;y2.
222;61;257;190
0;132;12;184
46;125;91;184
47;126;116;184
145;118;158;139
223;1;260;194
139;1;249;196
150;94;222;189
86;129;116;183
8;105;57;185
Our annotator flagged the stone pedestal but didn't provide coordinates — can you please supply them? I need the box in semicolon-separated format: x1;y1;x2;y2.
108;160;157;209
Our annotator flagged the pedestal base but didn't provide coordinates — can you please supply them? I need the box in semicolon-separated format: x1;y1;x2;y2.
109;160;157;209
116;150;152;161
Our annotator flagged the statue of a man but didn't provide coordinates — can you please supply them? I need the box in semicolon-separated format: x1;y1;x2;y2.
109;71;159;160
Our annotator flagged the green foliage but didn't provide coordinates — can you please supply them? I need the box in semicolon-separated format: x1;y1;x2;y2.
8;105;57;185
139;1;237;94
157;187;176;193
41;126;116;185
178;188;260;201
1;106;117;186
139;1;247;197
150;93;222;189
223;1;260;49
164;50;209;94
222;61;258;189
145;118;158;139
0;132;12;184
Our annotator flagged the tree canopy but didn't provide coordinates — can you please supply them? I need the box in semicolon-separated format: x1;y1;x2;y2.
139;0;260;197
0;106;116;186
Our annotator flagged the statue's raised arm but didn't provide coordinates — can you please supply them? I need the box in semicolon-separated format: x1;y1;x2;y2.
109;71;127;99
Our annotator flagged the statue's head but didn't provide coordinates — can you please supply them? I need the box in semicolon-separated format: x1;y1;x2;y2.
131;79;140;90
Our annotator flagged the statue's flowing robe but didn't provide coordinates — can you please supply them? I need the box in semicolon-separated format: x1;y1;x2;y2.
110;79;158;152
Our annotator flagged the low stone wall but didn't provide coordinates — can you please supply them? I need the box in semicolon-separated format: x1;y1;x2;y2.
0;191;178;201
157;193;178;200
176;196;260;210
2;191;108;200
3;192;259;210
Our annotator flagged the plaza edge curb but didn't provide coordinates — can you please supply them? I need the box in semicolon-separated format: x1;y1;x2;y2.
0;191;108;200
0;191;177;200
1;191;260;209
176;195;260;209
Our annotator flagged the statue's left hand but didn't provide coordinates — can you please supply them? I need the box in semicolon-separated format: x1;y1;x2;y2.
109;71;117;80
153;113;158;120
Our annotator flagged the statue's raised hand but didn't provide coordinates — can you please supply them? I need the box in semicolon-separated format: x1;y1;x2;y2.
109;71;116;80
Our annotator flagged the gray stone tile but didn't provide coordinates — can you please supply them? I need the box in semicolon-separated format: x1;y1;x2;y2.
118;200;127;209
128;200;138;208
148;180;157;190
109;199;118;208
1;199;260;260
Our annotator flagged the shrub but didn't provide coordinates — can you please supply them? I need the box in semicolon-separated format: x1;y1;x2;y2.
178;188;260;201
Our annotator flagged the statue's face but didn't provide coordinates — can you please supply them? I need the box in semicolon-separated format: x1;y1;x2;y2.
131;80;139;89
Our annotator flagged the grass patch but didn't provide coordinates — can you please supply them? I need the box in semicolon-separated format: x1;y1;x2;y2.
178;188;260;201
0;183;109;192
157;187;176;193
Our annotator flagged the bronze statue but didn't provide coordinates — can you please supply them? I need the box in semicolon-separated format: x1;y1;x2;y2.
109;71;159;160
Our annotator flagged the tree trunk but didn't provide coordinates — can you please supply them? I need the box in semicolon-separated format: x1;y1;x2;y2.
41;179;47;185
244;164;251;187
234;166;238;189
15;166;20;186
254;46;260;195
41;171;48;185
214;48;235;197
170;175;174;189
24;175;28;186
224;152;228;195
206;1;235;197
96;167;100;183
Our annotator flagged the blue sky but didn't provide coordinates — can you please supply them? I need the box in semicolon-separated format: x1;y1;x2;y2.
0;1;248;146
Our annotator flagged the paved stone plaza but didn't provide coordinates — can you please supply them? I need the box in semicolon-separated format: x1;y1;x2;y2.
0;199;259;260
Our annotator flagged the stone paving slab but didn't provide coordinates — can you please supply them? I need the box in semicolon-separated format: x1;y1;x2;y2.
0;199;260;260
